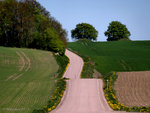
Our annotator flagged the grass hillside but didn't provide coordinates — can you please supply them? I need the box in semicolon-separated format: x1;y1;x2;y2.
68;40;150;75
0;47;59;113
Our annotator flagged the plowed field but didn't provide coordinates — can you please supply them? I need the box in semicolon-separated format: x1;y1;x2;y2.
114;71;150;107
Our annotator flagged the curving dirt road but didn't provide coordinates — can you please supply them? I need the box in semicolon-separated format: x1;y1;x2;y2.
51;50;131;113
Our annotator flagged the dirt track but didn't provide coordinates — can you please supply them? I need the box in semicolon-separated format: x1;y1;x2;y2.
51;50;131;113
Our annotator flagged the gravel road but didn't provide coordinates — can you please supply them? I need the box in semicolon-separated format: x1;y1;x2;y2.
51;50;134;113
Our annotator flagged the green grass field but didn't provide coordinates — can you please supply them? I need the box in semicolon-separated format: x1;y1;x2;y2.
0;47;59;113
68;40;150;75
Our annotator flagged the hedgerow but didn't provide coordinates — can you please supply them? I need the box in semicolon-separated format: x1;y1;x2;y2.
68;48;94;78
54;54;70;78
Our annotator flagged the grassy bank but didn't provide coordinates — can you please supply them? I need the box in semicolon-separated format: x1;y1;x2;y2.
68;40;150;75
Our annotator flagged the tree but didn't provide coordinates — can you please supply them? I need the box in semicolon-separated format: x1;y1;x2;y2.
0;0;67;55
104;21;131;41
71;23;98;41
50;18;68;47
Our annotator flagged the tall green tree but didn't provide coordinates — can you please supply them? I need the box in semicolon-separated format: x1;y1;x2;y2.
71;23;98;41
0;0;35;47
50;18;68;47
104;21;131;41
0;0;67;55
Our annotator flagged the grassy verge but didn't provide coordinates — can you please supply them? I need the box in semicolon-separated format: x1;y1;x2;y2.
103;72;150;112
68;48;94;78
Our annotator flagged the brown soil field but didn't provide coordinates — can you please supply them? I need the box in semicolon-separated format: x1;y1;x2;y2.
114;71;150;107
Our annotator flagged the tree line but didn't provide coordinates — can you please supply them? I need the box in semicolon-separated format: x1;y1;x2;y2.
0;0;67;55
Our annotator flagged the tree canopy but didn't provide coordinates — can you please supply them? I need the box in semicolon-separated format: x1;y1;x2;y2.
0;0;67;55
104;21;131;41
71;23;98;41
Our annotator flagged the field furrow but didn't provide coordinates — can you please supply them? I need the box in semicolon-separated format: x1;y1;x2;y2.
114;71;150;107
16;51;25;72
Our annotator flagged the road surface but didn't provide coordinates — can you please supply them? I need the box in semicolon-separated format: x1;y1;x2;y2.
51;50;133;113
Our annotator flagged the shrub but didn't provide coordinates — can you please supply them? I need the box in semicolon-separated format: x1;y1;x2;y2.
54;54;69;78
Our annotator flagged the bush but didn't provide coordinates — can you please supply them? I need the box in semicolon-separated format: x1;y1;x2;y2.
54;54;69;78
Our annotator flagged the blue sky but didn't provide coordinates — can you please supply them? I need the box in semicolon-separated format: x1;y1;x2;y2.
37;0;150;42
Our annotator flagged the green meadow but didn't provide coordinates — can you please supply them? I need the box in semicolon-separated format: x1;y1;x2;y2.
0;47;59;113
68;40;150;75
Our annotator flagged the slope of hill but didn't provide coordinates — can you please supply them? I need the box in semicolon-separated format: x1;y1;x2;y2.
0;47;59;113
68;40;150;75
